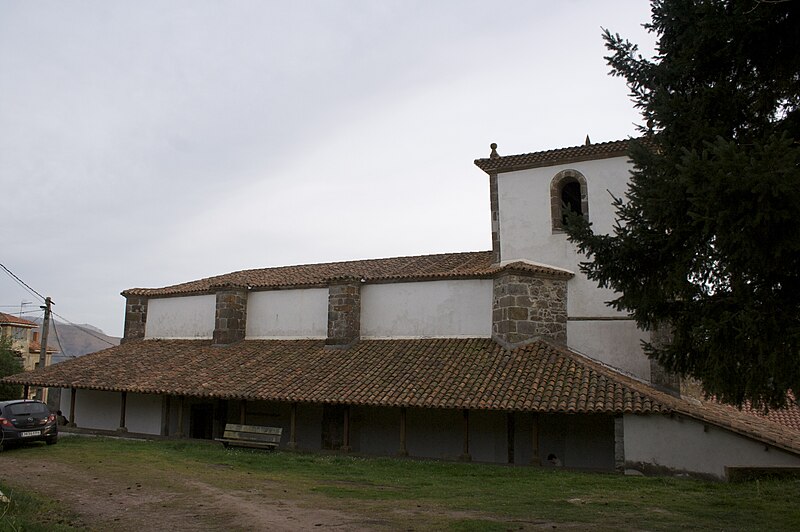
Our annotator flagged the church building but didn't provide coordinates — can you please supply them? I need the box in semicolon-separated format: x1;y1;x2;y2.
6;139;800;479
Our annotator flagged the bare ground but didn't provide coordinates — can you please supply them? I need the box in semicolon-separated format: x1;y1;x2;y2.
0;453;386;531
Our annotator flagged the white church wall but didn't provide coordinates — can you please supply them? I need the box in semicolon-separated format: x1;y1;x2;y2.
496;156;631;318
60;389;162;435
62;389;120;431
124;393;163;435
246;288;328;339
567;320;652;380
406;408;464;460
145;295;215;339
361;279;493;338
353;406;401;456
624;413;800;479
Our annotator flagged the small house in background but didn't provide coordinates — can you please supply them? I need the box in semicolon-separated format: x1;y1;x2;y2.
1;311;57;400
5;139;800;479
0;311;57;372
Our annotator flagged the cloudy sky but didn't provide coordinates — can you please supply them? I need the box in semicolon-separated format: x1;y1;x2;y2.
0;1;656;340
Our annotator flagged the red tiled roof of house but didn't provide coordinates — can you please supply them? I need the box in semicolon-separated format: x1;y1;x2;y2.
121;251;573;298
474;139;633;174
0;312;38;328
29;339;58;354
752;402;800;432
4;337;798;455
724;396;800;434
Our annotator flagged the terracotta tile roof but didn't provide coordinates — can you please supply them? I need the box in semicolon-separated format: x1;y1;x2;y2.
728;396;800;433
29;339;58;354
474;139;633;174
121;251;572;298
4;338;661;414
0;312;38;328
5;336;798;455
3;338;800;453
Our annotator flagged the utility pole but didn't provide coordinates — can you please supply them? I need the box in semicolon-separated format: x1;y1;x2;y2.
37;296;53;402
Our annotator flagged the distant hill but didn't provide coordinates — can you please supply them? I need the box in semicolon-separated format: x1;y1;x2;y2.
29;318;120;363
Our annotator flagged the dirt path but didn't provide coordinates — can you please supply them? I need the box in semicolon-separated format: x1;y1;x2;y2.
1;454;382;531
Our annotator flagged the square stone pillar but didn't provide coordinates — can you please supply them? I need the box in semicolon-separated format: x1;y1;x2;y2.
212;284;248;345
326;277;361;348
122;295;148;343
492;265;569;347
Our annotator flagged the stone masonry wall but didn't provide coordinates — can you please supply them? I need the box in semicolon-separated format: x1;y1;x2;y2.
649;324;681;395
489;172;502;264
326;280;361;347
492;271;567;346
122;296;148;343
213;288;248;345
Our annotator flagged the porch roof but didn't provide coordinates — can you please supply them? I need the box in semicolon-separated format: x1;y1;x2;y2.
4;338;662;413
4;337;800;455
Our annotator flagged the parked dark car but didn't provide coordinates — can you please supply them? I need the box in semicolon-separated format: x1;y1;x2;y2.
0;399;58;450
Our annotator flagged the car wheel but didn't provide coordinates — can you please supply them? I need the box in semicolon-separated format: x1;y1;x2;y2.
46;437;58;445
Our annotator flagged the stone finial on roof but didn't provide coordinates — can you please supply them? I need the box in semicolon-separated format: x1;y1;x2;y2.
584;135;591;146
490;143;499;159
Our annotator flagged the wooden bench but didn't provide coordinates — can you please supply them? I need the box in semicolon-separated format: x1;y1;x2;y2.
216;424;283;450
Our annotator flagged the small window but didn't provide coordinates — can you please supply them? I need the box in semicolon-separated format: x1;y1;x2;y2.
550;169;588;232
560;179;583;224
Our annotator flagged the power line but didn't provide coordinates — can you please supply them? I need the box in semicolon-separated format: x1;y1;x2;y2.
1;262;117;348
0;262;46;302
50;319;77;359
51;310;117;347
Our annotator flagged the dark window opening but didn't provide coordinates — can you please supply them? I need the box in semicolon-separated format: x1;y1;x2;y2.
560;180;583;225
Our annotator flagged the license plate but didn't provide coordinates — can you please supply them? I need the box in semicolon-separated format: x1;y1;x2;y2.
20;431;41;437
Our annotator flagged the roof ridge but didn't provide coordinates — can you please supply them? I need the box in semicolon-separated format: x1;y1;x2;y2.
121;250;512;297
474;138;638;174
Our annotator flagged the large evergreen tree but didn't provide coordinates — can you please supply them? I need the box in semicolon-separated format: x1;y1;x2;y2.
567;0;800;409
0;335;23;400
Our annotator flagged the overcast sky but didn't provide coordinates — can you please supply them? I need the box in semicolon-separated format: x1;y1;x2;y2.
0;1;656;340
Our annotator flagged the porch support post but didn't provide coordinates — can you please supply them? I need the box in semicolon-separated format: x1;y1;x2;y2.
531;413;540;466
398;407;408;456
176;396;185;438
507;412;515;464
118;391;128;432
161;395;171;436
341;405;352;452
614;415;625;473
239;400;247;424
68;387;77;427
289;402;298;449
459;409;471;462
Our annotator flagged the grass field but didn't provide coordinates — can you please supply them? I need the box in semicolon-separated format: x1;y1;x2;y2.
1;436;799;531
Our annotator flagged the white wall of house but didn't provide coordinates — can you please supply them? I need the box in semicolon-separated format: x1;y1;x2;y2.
361;280;493;339
60;389;163;435
469;410;508;463
145;295;215;339
406;408;465;460
124;393;163;435
353;406;401;456
539;413;616;470
567;320;651;380
246;289;328;339
624;413;800;479
496;156;630;318
60;389;118;432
